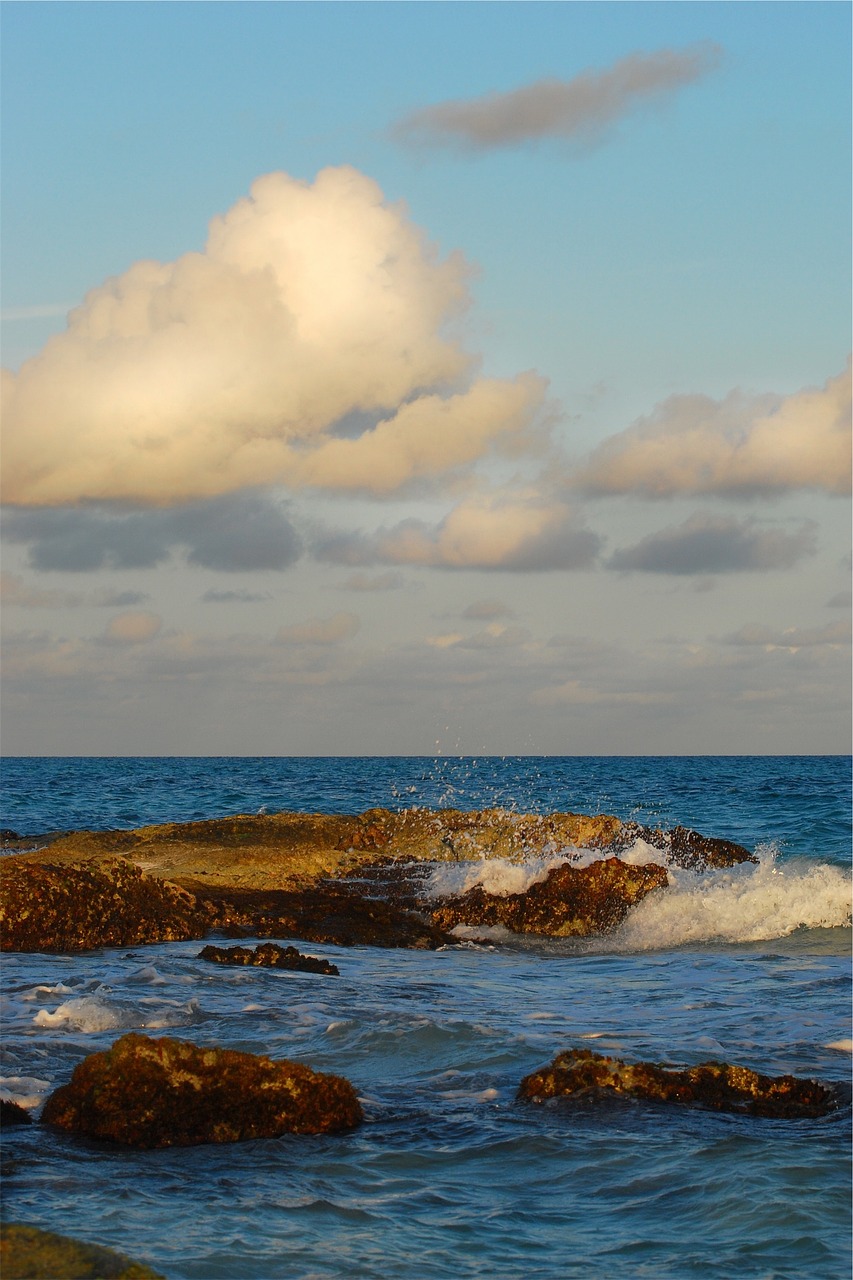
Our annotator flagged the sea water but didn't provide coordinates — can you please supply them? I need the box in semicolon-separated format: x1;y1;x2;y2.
1;756;850;1279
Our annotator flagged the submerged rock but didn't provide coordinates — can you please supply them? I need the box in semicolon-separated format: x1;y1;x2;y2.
0;858;210;953
41;1032;363;1148
431;858;668;937
518;1048;836;1118
0;1099;32;1126
199;941;339;974
0;1223;163;1279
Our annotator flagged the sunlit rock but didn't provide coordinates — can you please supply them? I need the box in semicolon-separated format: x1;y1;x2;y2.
199;941;339;974
0;1223;163;1279
41;1032;363;1148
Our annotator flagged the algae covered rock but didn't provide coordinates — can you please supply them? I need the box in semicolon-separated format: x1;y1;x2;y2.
41;1032;363;1148
0;858;210;953
518;1048;836;1118
0;1223;163;1279
199;941;339;974
431;858;668;937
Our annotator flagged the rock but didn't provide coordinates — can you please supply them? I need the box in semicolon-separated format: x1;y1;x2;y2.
518;1048;836;1118
0;1223;163;1279
41;1032;363;1148
431;858;668;937
199;942;339;975
0;1099;32;1126
616;822;754;869
0;858;211;953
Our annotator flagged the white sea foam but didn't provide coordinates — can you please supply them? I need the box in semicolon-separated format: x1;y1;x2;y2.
0;1075;52;1109
427;853;573;899
32;994;202;1033
825;1038;853;1052
609;847;851;949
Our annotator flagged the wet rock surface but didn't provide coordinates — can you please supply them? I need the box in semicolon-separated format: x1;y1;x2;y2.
199;941;339;974
0;858;211;953
41;1031;363;1148
0;1223;164;1279
0;1099;32;1126
431;859;669;937
614;822;755;869
518;1048;837;1118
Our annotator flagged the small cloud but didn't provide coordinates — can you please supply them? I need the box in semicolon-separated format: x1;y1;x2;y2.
462;599;515;620
338;571;405;592
392;43;721;152
608;513;817;575
275;611;360;646
531;680;673;707
202;589;273;603
102;611;162;646
826;590;852;609
95;589;150;607
574;362;851;499
721;619;851;650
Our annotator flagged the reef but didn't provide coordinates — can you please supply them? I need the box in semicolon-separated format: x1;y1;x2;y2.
431;859;669;937
0;858;211;953
0;807;755;953
0;1223;164;1279
41;1032;363;1148
517;1048;837;1118
199;941;340;974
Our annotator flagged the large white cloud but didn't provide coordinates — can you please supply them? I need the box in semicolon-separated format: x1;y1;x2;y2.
2;166;544;506
574;363;852;498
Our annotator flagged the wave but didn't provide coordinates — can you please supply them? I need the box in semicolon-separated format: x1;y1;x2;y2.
32;993;203;1033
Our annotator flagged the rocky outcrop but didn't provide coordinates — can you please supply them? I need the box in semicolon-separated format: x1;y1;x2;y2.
0;1099;32;1126
614;822;755;869
199;942;339;974
0;858;211;953
0;1223;163;1279
518;1048;836;1118
41;1032;363;1148
431;859;668;937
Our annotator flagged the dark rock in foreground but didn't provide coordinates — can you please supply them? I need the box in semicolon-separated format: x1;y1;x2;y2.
0;858;210;953
518;1048;836;1118
0;1223;163;1279
199;941;339;974
41;1032;363;1148
0;1099;32;1126
431;859;668;937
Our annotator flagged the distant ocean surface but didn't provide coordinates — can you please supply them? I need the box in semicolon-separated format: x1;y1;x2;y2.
1;756;851;1279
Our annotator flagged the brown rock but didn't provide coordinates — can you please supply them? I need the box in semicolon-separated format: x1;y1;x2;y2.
41;1032;363;1149
431;858;668;937
0;1223;163;1279
199;942;339;974
518;1048;836;1118
0;858;210;953
616;822;754;869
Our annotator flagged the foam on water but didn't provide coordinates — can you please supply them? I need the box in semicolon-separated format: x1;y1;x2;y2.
32;993;203;1033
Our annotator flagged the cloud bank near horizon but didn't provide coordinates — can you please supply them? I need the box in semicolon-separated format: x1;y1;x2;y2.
392;43;722;152
2;166;546;508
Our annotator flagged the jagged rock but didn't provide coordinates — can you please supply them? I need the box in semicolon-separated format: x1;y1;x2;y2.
616;822;754;869
518;1048;836;1118
0;1223;163;1279
41;1032;363;1148
0;1099;32;1126
199;942;339;974
431;858;668;937
0;858;211;953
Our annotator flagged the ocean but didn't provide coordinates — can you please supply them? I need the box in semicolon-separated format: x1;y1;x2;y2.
1;756;850;1279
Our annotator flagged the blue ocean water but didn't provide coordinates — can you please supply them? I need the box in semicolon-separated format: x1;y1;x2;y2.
1;756;850;1280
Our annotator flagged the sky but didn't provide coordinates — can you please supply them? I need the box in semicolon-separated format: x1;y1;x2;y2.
1;0;850;756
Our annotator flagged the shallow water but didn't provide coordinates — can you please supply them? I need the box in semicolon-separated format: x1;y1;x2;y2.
1;757;850;1279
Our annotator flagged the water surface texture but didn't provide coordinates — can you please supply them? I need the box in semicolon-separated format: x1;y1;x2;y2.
1;757;850;1279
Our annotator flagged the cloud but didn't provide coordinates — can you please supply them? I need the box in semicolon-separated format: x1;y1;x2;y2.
392;43;721;152
531;680;674;707
102;611;162;646
721;619;851;650
2;166;545;506
608;513;818;575
275;612;360;646
315;492;602;571
2;492;302;573
202;589;273;603
339;571;405;592
826;590;852;609
462;599;515;620
0;572;82;608
574;362;852;498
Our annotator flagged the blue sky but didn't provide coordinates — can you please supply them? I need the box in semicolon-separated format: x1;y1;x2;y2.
1;1;850;754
